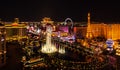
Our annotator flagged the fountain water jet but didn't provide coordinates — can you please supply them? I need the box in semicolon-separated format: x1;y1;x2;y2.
58;46;65;54
41;26;57;53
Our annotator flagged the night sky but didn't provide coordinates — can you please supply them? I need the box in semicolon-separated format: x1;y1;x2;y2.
0;0;120;22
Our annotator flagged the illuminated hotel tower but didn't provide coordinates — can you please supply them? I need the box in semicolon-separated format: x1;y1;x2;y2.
86;13;93;39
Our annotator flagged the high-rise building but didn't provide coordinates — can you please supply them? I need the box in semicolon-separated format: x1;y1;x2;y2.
5;19;27;42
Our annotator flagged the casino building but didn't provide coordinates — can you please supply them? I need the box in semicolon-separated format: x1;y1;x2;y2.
5;18;27;42
74;13;120;41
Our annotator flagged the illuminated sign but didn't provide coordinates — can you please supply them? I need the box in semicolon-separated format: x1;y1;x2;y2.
106;39;114;48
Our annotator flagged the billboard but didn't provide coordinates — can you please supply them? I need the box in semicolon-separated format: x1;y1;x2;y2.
59;26;69;33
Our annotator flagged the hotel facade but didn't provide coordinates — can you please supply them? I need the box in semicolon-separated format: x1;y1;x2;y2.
74;22;120;40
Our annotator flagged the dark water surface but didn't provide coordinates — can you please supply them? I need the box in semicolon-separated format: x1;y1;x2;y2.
0;43;23;70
